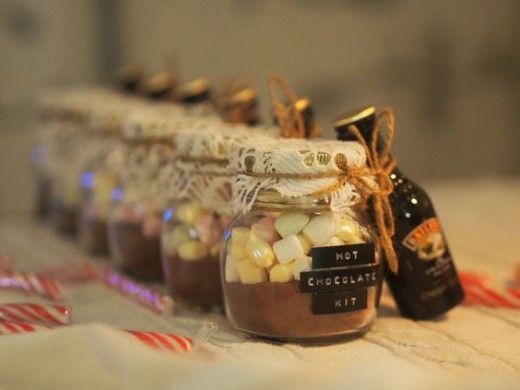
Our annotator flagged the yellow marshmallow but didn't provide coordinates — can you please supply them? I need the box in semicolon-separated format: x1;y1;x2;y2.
224;254;240;282
236;259;267;284
178;241;208;261
175;202;204;225
293;256;312;280
246;236;275;268
274;212;309;237
302;213;337;245
297;234;312;255
269;263;294;283
273;234;304;264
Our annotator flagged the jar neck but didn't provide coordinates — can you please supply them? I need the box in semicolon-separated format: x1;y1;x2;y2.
252;191;331;212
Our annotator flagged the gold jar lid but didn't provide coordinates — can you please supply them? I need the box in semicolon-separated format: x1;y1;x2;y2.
333;105;375;130
180;77;212;103
143;71;176;98
228;87;257;107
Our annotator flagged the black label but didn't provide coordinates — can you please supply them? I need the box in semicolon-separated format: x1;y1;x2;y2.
312;290;368;314
310;243;375;269
300;264;381;293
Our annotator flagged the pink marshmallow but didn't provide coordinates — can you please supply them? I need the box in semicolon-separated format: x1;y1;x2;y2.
252;216;279;245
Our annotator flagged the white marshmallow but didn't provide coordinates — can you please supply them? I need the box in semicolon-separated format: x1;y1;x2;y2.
302;213;337;245
273;234;304;264
274;212;309;237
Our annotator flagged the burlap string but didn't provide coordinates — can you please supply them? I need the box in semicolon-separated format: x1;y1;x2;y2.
267;75;307;138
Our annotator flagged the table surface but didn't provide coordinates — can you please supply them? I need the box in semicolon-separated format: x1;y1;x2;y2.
1;177;519;387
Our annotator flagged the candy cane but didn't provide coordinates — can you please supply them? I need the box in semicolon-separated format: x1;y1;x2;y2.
0;322;192;352
460;271;520;309
0;271;62;300
100;269;173;314
0;321;49;335
0;303;71;326
126;330;193;352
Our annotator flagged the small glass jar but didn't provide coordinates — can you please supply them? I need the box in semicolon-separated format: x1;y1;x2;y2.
77;169;118;255
108;194;164;280
222;192;380;342
161;200;230;308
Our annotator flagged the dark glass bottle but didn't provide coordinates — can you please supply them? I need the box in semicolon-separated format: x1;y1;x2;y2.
334;106;464;320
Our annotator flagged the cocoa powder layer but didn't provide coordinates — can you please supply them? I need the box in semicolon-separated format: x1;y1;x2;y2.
78;216;109;255
51;202;78;235
224;281;376;341
109;221;163;281
162;254;222;308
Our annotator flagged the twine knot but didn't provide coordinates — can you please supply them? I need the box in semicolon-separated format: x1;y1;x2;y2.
347;108;398;273
268;75;309;138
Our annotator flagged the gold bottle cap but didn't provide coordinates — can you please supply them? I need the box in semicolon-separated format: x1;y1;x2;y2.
294;97;311;112
228;87;257;107
333;105;375;130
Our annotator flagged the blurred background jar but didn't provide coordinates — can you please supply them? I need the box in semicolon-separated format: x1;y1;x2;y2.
222;138;383;342
161;114;269;308
77;86;142;255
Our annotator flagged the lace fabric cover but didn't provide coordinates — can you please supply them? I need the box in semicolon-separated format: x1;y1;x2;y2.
231;138;370;214
113;106;222;209
174;124;277;214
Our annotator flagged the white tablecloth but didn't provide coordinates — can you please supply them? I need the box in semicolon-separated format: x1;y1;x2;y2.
0;177;519;389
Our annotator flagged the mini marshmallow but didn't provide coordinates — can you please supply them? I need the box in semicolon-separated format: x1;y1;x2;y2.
236;259;268;284
175;202;204;225
224;254;240;282
246;236;275;268
178;241;208;261
252;216;279;245
336;216;363;243
194;212;223;246
327;236;345;247
297;234;312;255
273;234;304;264
302;213;337;245
269;263;294;283
274;212;309;238
293;255;312;280
228;227;252;259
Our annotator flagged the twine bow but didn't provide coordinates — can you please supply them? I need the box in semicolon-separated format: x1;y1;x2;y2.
268;75;321;138
347;108;398;273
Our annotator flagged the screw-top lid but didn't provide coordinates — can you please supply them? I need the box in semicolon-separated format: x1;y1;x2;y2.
180;78;212;104
333;105;375;140
143;71;176;100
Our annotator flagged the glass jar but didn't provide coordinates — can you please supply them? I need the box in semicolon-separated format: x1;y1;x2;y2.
107;194;163;280
77;169;118;255
222;192;381;342
30;144;51;219
161;200;230;308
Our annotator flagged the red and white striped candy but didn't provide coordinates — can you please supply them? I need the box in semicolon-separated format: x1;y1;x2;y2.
0;321;49;335
460;271;520;309
0;303;71;326
101;269;174;314
0;271;62;300
126;330;193;352
42;262;100;283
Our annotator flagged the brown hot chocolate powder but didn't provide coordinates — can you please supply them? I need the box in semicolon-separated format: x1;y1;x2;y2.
51;202;78;235
224;281;376;342
109;221;163;281
162;254;222;308
78;216;109;255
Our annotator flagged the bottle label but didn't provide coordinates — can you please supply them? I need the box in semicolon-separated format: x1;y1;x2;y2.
402;217;446;261
312;290;368;314
399;217;461;303
302;243;380;315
